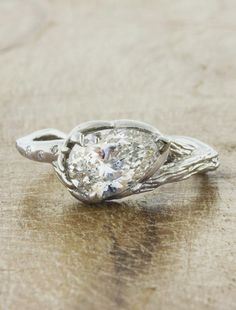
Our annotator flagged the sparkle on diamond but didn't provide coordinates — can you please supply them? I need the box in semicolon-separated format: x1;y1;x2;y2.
66;128;159;201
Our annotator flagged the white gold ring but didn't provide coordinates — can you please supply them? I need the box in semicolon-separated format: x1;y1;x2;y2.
16;120;219;204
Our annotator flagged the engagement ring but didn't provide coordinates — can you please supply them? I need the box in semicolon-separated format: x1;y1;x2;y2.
16;120;219;203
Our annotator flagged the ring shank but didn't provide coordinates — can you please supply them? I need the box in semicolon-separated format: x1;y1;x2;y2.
16;129;66;163
138;135;219;193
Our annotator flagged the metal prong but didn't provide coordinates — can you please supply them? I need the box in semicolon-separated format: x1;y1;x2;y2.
70;133;85;146
61;146;70;154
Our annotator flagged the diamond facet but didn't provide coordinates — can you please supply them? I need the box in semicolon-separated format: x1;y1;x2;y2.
66;128;160;201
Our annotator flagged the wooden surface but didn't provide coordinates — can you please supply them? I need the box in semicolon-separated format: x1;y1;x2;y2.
0;0;236;309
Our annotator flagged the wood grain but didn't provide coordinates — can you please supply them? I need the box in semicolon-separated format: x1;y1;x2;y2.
0;0;235;309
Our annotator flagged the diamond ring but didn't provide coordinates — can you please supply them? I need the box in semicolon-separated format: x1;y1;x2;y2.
16;120;219;204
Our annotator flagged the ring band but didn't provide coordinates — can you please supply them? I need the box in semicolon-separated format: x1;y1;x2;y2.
16;120;219;204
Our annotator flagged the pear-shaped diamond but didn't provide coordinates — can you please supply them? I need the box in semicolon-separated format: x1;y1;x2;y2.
66;128;160;201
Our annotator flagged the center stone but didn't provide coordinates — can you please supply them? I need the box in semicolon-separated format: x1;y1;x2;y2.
66;128;159;201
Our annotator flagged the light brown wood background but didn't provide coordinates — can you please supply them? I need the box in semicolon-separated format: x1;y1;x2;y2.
0;0;235;309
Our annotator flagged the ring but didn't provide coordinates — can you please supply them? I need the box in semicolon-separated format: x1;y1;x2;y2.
16;120;219;204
